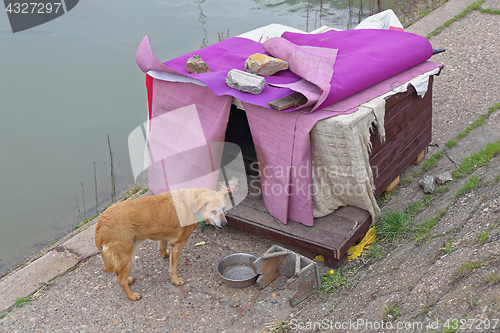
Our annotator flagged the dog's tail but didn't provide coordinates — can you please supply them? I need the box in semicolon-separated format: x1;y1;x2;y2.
94;223;104;251
95;222;117;274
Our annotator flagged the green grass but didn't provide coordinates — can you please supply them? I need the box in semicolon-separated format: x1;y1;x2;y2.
0;310;10;319
458;110;494;139
375;210;414;242
443;326;458;333
383;303;402;322
484;271;500;285
270;322;292;333
422;297;437;315
452;101;499;141
444;237;455;254
457;261;484;280
380;198;448;244
453;140;500;179
75;213;99;229
406;201;426;217
493;217;500;229
481;7;500;14
412;170;424;178
122;183;148;200
320;269;353;294
455;175;482;197
422;194;433;206
476;231;489;244
414;208;447;242
422;194;433;205
73;183;149;230
435;184;450;194
422;151;443;171
395;0;449;28
377;192;391;208
13;295;31;308
406;194;433;217
446;139;457;148
433;102;500;185
363;241;387;261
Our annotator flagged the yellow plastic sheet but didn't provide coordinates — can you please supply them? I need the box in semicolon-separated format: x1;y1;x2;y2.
347;226;376;261
313;255;324;262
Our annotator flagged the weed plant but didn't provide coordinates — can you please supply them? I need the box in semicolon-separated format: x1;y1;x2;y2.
13;295;31;308
444;237;454;254
435;184;450;194
383;303;402;322
364;241;387;260
476;231;489;244
484;272;500;285
320;269;353;294
457;261;484;280
422;297;437;315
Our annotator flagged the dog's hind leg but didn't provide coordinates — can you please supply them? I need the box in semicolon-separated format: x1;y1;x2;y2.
116;242;142;301
101;254;114;274
99;245;116;274
158;240;170;258
169;238;189;286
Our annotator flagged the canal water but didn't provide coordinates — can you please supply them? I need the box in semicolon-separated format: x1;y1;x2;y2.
0;0;385;274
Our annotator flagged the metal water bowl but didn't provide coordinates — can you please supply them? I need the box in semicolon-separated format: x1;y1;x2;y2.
217;253;258;288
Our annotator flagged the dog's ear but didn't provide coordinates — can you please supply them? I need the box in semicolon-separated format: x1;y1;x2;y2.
191;191;208;214
227;177;239;192
217;177;239;192
221;189;230;201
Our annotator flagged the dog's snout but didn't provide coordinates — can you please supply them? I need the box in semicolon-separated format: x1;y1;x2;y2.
221;218;228;228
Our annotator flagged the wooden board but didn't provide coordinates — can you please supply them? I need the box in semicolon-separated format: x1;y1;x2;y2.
268;92;307;111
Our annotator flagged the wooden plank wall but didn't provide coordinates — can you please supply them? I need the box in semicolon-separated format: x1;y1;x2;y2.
370;77;434;197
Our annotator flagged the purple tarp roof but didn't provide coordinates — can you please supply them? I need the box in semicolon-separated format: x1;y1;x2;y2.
138;29;432;112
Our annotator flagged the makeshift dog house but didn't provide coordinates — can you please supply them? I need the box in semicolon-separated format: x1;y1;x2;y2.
136;23;442;267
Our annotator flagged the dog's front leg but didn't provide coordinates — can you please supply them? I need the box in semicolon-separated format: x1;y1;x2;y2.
169;240;188;286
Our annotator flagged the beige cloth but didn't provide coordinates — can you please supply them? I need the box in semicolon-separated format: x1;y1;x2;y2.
310;100;384;221
310;67;440;221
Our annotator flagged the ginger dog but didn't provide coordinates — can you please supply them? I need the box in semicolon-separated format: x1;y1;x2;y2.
95;188;229;301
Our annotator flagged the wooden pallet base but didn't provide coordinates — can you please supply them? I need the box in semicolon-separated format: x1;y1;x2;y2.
412;147;428;165
384;175;401;193
227;192;371;268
